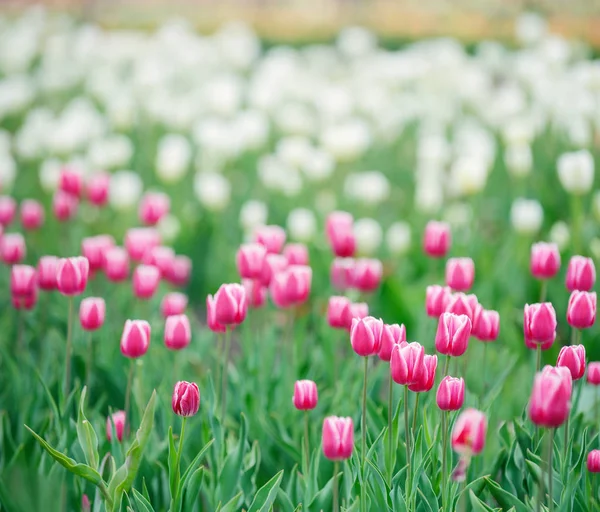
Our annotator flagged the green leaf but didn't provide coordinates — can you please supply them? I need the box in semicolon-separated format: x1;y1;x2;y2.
132;488;155;512
182;467;204;511
484;477;528;512
276;488;296;512
77;387;99;470
180;439;214;489
218;414;248;502
247;470;284;512
365;458;390;511
468;490;496;512
217;492;244;512
168;427;179;502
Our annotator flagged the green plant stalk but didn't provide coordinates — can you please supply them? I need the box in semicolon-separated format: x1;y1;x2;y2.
482;342;488;398
85;332;93;396
124;359;135;434
548;428;554;512
441;411;448;509
412;393;420;435
443;355;451;378
221;327;232;423
535;343;542;373
563;414;570;465
570;194;584;255
404;385;411;504
596;386;599;439
361;356;368;512
333;461;340;512
388;373;394;488
303;411;310;476
170;417;187;509
536;429;545;512
540;279;548;303
64;296;74;404
17;309;24;352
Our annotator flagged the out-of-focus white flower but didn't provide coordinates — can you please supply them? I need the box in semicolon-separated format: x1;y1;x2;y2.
0;153;16;187
557;149;594;195
39;158;62;192
194;172;231;211
386;222;411;255
549;221;570;251
443;203;473;227
87;135;133;170
109;170;143;211
107;95;136;130
302;147;334;182
0;131;10;153
415;182;443;214
417;134;450;167
354;217;383;255
314;190;337;214
504;144;533;178
240;200;268;232
287;208;316;242
204;75;243;116
336;26;377;58
590;238;600;261
155;134;191;184
320;119;371;163
0;76;35;120
274;103;317;136
515;12;547;46
215;21;260;70
276;137;312;169
502;117;535;146
510;198;543;234
448;156;489;196
257;154;303;196
235;110;269;151
344;171;390;205
157;214;181;243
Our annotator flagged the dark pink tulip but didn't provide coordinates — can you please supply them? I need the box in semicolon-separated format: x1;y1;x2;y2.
20;199;44;230
120;320;151;358
588;451;600;473
254;225;286;254
330;257;355;291
0;196;16;225
524;303;557;350
82;235;115;272
37;256;58;290
142;246;175;278
408;354;438;392
327;296;351;329
445;258;475;292
172;381;200;416
322;416;354;461
436;376;465;411
206;294;226;332
82;495;90;512
124;227;161;262
350;316;384;356
11;290;37;310
242;279;267;308
390;341;425;386
588;362;600;385
435;313;471;357
566;256;595;292
378;323;407;362
326;211;353;240
270;265;312;308
132;265;161;299
426;285;451;318
166;255;192;287
260;253;287;287
283;243;309;266
445;292;477;323
293;380;318;410
164;314;191;350
139;192;170;226
236;243;267;280
56;257;89;295
86;172;110;207
103;247;130;282
326;211;356;258
351;258;383;293
474;309;500;342
11;264;37;309
106;411;126;442
451;408;487;455
52;190;78;221
79;297;106;331
212;283;247;325
567;291;596;329
161;292;188;318
530;242;560;280
342;302;369;331
528;365;572;428
58;167;83;198
0;233;25;264
423;220;451;258
557;345;586;381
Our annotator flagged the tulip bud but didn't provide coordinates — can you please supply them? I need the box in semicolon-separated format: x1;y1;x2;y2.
52;190;78;222
20;199;44;230
528;365;572;428
587;450;600;473
82;235;116;272
378;323;407;362
242;279;267;308
293;380;318;410
445;293;478;324
172;381;200;417
212;283;247;326
0;195;17;225
11;264;37;309
474;309;500;342
59;167;83;198
445;258;475;292
342;302;369;331
330;257;355;291
37;255;58;291
206;294;227;332
566;256;595;292
437;376;465;411
79;297;106;331
56;257;89;296
327;296;351;329
524;303;557;350
557;345;586;381
530;242;560;280
408;354;438;392
426;285;451;318
0;233;26;264
283;243;309;266
142;246;175;278
161;292;188;318
132;265;161;300
124;227;161;261
260;253;287;287
322;416;354;461
166;255;192;287
120;320;151;358
423;220;451;258
139;192;170;226
86;172;110;207
451;408;487;455
106;410;126;442
270;266;312;308
164;314;191;350
326;211;356;258
82;495;91;512
351;258;383;293
435;313;471;357
350;316;384;357
557;150;594;195
326;211;353;240
236;243;267;280
254;225;286;254
103;247;130;282
390;341;425;385
587;362;600;385
567;291;596;329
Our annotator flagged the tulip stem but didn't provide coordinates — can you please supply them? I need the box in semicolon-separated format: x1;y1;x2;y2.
85;332;93;397
539;280;547;303
221;327;232;424
404;385;411;503
124;359;135;434
388;373;394;487
482;343;488;399
441;411;448;508
412;393;420;436
64;296;74;406
333;461;340;512
361;356;368;512
16;309;24;353
303;411;310;476
443;355;450;378
595;387;599;437
563;414;570;468
176;418;186;485
548;428;554;512
535;343;542;373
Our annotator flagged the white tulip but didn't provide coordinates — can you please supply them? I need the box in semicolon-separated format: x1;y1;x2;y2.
87;135;133;170
510;198;543;234
557;150;594;195
287;208;317;242
504;144;532;178
386;222;411;255
344;171;390;205
156;134;191;184
354;218;383;255
320;119;371;163
415;182;443;214
515;12;547;46
549;221;570;251
0;153;16;187
157;214;181;244
194;172;231;212
448;156;489;196
302;148;334;182
276;136;312;169
109;170;143;211
240;200;268;232
39;158;62;192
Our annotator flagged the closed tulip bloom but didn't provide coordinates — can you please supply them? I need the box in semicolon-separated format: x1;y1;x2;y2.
378;323;407;361
270;265;312;308
164;314;192;350
351;258;383;292
166;255;192;287
132;265;161;299
120;320;151;358
322;416;354;461
330;257;355;291
161;292;188;318
390;341;426;386
20;199;44;230
567;291;596;329
82;235;116;272
172;381;200;417
52;190;78;221
293;380;318;410
0;196;17;225
142;246;175;278
423;220;451;258
446;258;475;292
524;303;557;349
350;316;384;356
206;294;227;332
106;411;126;442
326;211;353;240
255;225;286;254
329;226;356;258
11;265;37;309
528;365;572;428
445;293;477;323
236;243;267;280
566;256;595;292
475;309;500;342
212;283;247;325
242;279;267;308
587;362;600;385
82;495;90;512
426;285;451;318
59;167;83;197
342;302;369;331
124;227;161;261
56;257;89;295
530;242;561;279
12;289;37;310
328;296;351;329
587;451;600;473
0;233;25;264
79;297;106;331
451;408;487;455
436;376;465;411
37;256;58;290
139;192;170;226
435;313;472;357
260;253;287;287
408;354;438;392
283;243;309;266
86;172;110;206
103;247;130;282
557;345;586;381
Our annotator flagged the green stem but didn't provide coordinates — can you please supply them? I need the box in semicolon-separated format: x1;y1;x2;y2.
442;411;448;509
17;309;24;352
124;359;135;434
563;414;570;465
85;332;93;396
404;385;411;504
388;373;394;487
536;343;542;373
596;387;599;440
548;428;554;512
412;393;420;436
221;327;232;424
570;195;584;255
303;411;310;476
443;355;451;378
482;342;488;399
540;280;548;303
459;481;466;512
99;482;114;509
333;461;340;512
64;296;74;404
361;356;368;512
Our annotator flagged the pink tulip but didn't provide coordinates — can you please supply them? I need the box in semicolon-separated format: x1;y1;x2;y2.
474;309;500;342
0;233;25;264
56;257;89;295
0;196;17;225
524;303;557;350
322;416;354;460
106;411;126;442
86;172;110;207
82;495;90;512
124;227;161;262
587;450;600;473
142;246;175;278
330;258;355;291
436;376;465;411
58;167;83;198
528;365;572;428
435;313;471;357
139;192;170;226
327;296;351;329
445;258;475;292
326;211;353;240
408;354;438;392
172;381;200;417
103;247;130;282
423;220;451;258
160;292;188;318
342;302;369;331
378;323;407;362
566;256;595;292
260;253;287;287
426;285;451;318
82;235;115;272
445;293;478;324
557;345;586;381
11;264;37;309
293;380;318;410
530;242;560;280
254;225;286;254
120;320;151;358
326;211;356;258
451;408;487;455
211;283;247;326
52;190;78;221
588;362;600;385
11;290;37;310
351;258;383;293
20;199;44;230
283;243;309;266
166;255;191;287
132;265;161;299
242;279;267;308
236;243;267;280
270;265;312;308
37;256;58;291
390;342;425;386
350;316;384;356
79;297;106;331
567;291;596;329
206;294;227;333
164;314;191;350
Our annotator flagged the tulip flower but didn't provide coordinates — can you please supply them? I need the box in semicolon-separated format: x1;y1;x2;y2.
59;167;83;197
236;243;267;280
164;314;191;350
474;309;500;342
283;243;309;266
172;381;200;417
79;297;106;331
82;235;115;272
142;246;175;278
20;199;44;230
530;242;560;280
350;316;384;357
445;293;478;323
528;365;572;428
0;233;26;264
342;302;369;331
206;295;226;333
378;323;407;362
254;225;286;254
445;257;475;292
166;255;191;287
52;190;78;221
103;247;130;282
326;211;356;258
37;256;58;291
351;258;383;293
567;291;596;329
124;227;161;261
437;376;465;411
56;257;89;296
390;342;425;386
293;380;318;410
330;258;355;291
211;283;247;326
426;285;451;318
139;191;170;226
423;220;451;258
557;345;586;381
242;279;267;308
120;320;151;358
160;292;188;318
322;415;353;512
452;408;487;456
524;303;557;353
260;253;287;287
408;354;437;392
270;266;312;308
435;313;471;357
587;450;600;473
106;411;126;442
11;264;37;311
327;296;351;329
0;195;17;225
566;256;595;292
587;362;600;385
132;265;161;299
86;172;110;207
